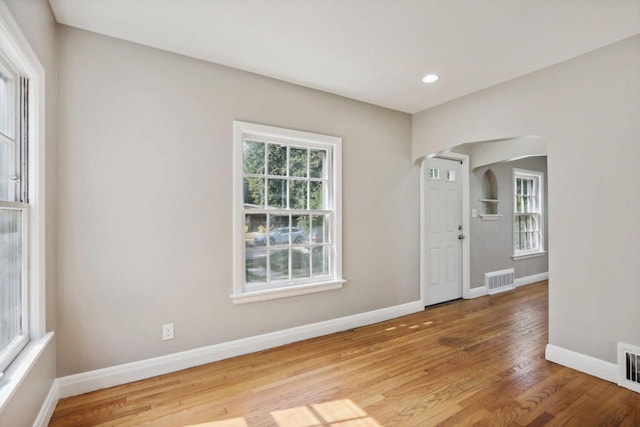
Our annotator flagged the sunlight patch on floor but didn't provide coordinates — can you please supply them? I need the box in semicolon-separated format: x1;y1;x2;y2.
272;399;381;426
271;405;321;426
185;399;381;427
185;418;248;427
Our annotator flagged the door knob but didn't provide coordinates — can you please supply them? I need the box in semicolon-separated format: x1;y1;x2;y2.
458;234;465;240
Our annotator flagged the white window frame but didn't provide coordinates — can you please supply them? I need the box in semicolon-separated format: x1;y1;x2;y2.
0;1;46;378
513;168;545;259
232;121;344;304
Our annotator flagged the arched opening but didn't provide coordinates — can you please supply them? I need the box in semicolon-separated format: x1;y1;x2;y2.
419;136;549;303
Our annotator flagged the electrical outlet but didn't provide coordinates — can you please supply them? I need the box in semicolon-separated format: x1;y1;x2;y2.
162;323;174;341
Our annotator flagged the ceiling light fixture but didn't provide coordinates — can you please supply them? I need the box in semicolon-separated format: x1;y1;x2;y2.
422;74;439;83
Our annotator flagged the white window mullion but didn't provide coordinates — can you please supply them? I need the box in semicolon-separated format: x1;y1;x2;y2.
266;213;271;281
306;148;311;211
285;145;290;210
308;214;314;274
263;143;269;211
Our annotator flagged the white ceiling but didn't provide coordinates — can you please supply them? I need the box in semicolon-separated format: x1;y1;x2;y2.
48;0;640;114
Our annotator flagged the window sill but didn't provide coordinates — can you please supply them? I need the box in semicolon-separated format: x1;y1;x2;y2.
480;214;502;221
512;251;547;261
0;332;54;413
231;279;346;304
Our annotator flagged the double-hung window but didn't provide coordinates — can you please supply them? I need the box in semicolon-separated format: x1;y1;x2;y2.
513;169;544;258
0;5;46;398
232;121;344;303
0;53;29;373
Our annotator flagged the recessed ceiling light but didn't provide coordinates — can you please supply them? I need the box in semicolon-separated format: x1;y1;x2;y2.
422;74;439;83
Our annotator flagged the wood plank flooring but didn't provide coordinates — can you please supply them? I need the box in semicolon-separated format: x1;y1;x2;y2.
49;282;640;426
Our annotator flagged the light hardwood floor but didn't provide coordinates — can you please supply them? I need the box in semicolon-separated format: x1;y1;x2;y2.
49;281;640;426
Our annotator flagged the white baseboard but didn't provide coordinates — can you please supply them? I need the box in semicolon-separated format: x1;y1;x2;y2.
514;272;548;287
487;285;515;295
545;344;617;383
467;272;548;300
467;286;488;299
56;300;423;399
32;380;59;427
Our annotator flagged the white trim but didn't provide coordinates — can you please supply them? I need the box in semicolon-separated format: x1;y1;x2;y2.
231;279;345;304
420;153;471;304
512;251;547;261
33;378;59;427
514;272;548;287
29;54;47;341
480;214;502;221
419;161;425;303
0;200;29;209
56;300;422;399
545;344;617;383
452;154;471;300
468;286;488;299
0;332;53;414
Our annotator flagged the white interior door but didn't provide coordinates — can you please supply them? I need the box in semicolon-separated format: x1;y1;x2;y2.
423;157;463;306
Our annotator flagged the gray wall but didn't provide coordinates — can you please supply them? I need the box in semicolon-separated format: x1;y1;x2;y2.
413;35;640;363
56;26;419;376
0;0;57;425
470;156;548;288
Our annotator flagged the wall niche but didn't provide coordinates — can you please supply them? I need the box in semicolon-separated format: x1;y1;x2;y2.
480;169;501;220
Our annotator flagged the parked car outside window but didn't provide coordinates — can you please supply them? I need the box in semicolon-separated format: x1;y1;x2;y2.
254;227;306;246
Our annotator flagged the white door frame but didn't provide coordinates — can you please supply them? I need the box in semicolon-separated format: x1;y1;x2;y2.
420;152;471;304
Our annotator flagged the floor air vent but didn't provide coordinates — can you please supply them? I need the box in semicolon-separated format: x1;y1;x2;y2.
618;343;640;393
485;268;515;295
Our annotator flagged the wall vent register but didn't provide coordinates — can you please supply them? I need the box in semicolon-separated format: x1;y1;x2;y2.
485;268;514;295
619;342;640;394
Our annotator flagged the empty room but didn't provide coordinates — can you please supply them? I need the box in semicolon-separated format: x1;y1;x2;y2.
0;0;639;426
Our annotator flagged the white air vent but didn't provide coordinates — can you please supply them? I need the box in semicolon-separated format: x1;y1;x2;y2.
618;343;640;393
485;268;515;295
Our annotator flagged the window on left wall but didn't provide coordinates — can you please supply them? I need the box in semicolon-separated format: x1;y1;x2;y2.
0;54;29;373
0;3;45;378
